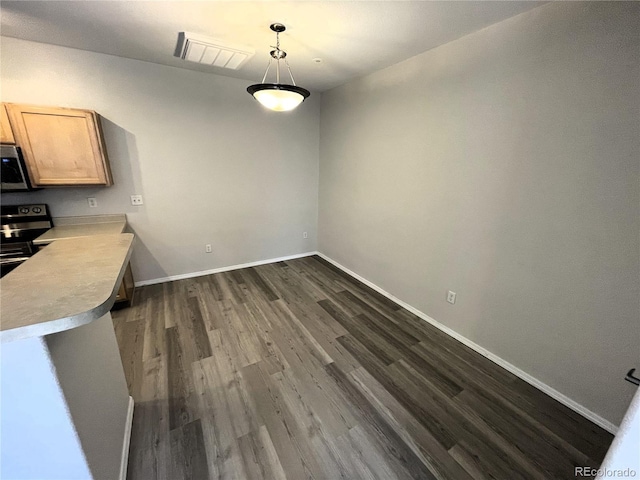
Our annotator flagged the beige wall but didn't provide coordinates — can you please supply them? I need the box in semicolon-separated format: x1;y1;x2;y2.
318;2;639;426
1;37;320;283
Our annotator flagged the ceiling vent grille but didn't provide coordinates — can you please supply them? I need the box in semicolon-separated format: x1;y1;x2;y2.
177;32;254;70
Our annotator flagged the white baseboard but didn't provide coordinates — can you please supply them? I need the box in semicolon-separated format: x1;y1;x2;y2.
315;252;618;434
134;252;316;287
119;396;134;480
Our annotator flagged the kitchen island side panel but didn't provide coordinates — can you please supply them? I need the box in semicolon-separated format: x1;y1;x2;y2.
0;336;92;479
46;312;132;480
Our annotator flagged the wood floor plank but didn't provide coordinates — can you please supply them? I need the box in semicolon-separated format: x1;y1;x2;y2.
126;356;170;480
321;300;400;366
391;359;551;480
447;444;490;480
336;287;404;323
242;361;325;479
142;284;166;361
258;268;359;372
260;262;349;339
400;312;518;385
199;274;225;302
166;327;194;430
322;288;364;318
239;267;280;302
184;278;200;298
237;425;288;480
256;303;360;438
411;340;609;463
183;296;213;360
271;368;354;479
208;298;261;368
272;299;334;366
454;389;597;475
418;342;596;468
355;313;463;397
333;429;380;480
235;301;291;375
354;307;420;348
277;358;356;438
502;375;612;462
113;315;144;399
192;352;249;480
206;329;260;438
448;437;532;480
123;283;148;324
219;271;248;305
161;281;180;329
289;256;345;295
325;362;437;480
191;277;222;331
239;362;309;479
350;367;474;480
279;261;333;303
335;424;403;480
117;257;613;480
168;419;210;480
309;256;401;313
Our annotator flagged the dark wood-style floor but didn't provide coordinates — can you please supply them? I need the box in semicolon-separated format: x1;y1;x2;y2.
112;255;613;480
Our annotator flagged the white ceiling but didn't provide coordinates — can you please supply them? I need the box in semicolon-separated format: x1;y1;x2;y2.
0;1;546;92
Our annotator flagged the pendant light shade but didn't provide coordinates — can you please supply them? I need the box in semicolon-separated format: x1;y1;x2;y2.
247;84;310;112
247;24;310;112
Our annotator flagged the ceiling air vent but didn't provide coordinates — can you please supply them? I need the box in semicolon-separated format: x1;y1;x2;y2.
177;32;254;70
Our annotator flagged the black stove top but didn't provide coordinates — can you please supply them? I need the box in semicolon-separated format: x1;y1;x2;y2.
1;204;51;241
1;204;52;276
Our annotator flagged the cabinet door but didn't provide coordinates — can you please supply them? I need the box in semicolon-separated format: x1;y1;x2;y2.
6;104;113;186
0;103;15;144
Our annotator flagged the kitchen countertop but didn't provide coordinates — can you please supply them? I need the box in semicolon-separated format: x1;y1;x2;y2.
33;214;127;245
0;233;134;343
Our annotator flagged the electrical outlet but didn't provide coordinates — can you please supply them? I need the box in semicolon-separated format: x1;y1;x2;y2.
447;291;457;304
87;197;98;208
205;244;212;253
303;231;308;239
130;195;144;206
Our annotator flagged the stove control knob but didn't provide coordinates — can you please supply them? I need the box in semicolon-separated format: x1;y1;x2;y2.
19;207;30;214
32;207;42;214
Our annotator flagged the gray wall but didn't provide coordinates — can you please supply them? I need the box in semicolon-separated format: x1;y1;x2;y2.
1;37;320;283
2;2;638;428
318;2;639;425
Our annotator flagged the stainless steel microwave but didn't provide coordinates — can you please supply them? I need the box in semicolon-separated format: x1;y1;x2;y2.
1;145;37;192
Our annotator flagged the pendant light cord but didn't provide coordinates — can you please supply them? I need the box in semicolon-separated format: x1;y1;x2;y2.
256;25;301;87
285;59;297;86
261;58;272;83
275;30;281;83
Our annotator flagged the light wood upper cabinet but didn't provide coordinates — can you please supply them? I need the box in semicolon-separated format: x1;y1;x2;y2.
5;104;113;187
0;104;16;144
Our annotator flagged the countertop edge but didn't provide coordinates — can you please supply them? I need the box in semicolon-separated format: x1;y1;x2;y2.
52;214;127;226
33;220;127;246
0;234;135;343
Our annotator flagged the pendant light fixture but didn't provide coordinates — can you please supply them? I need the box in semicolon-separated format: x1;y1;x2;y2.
247;23;310;112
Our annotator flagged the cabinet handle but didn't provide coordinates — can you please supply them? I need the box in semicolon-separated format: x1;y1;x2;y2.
625;368;640;386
